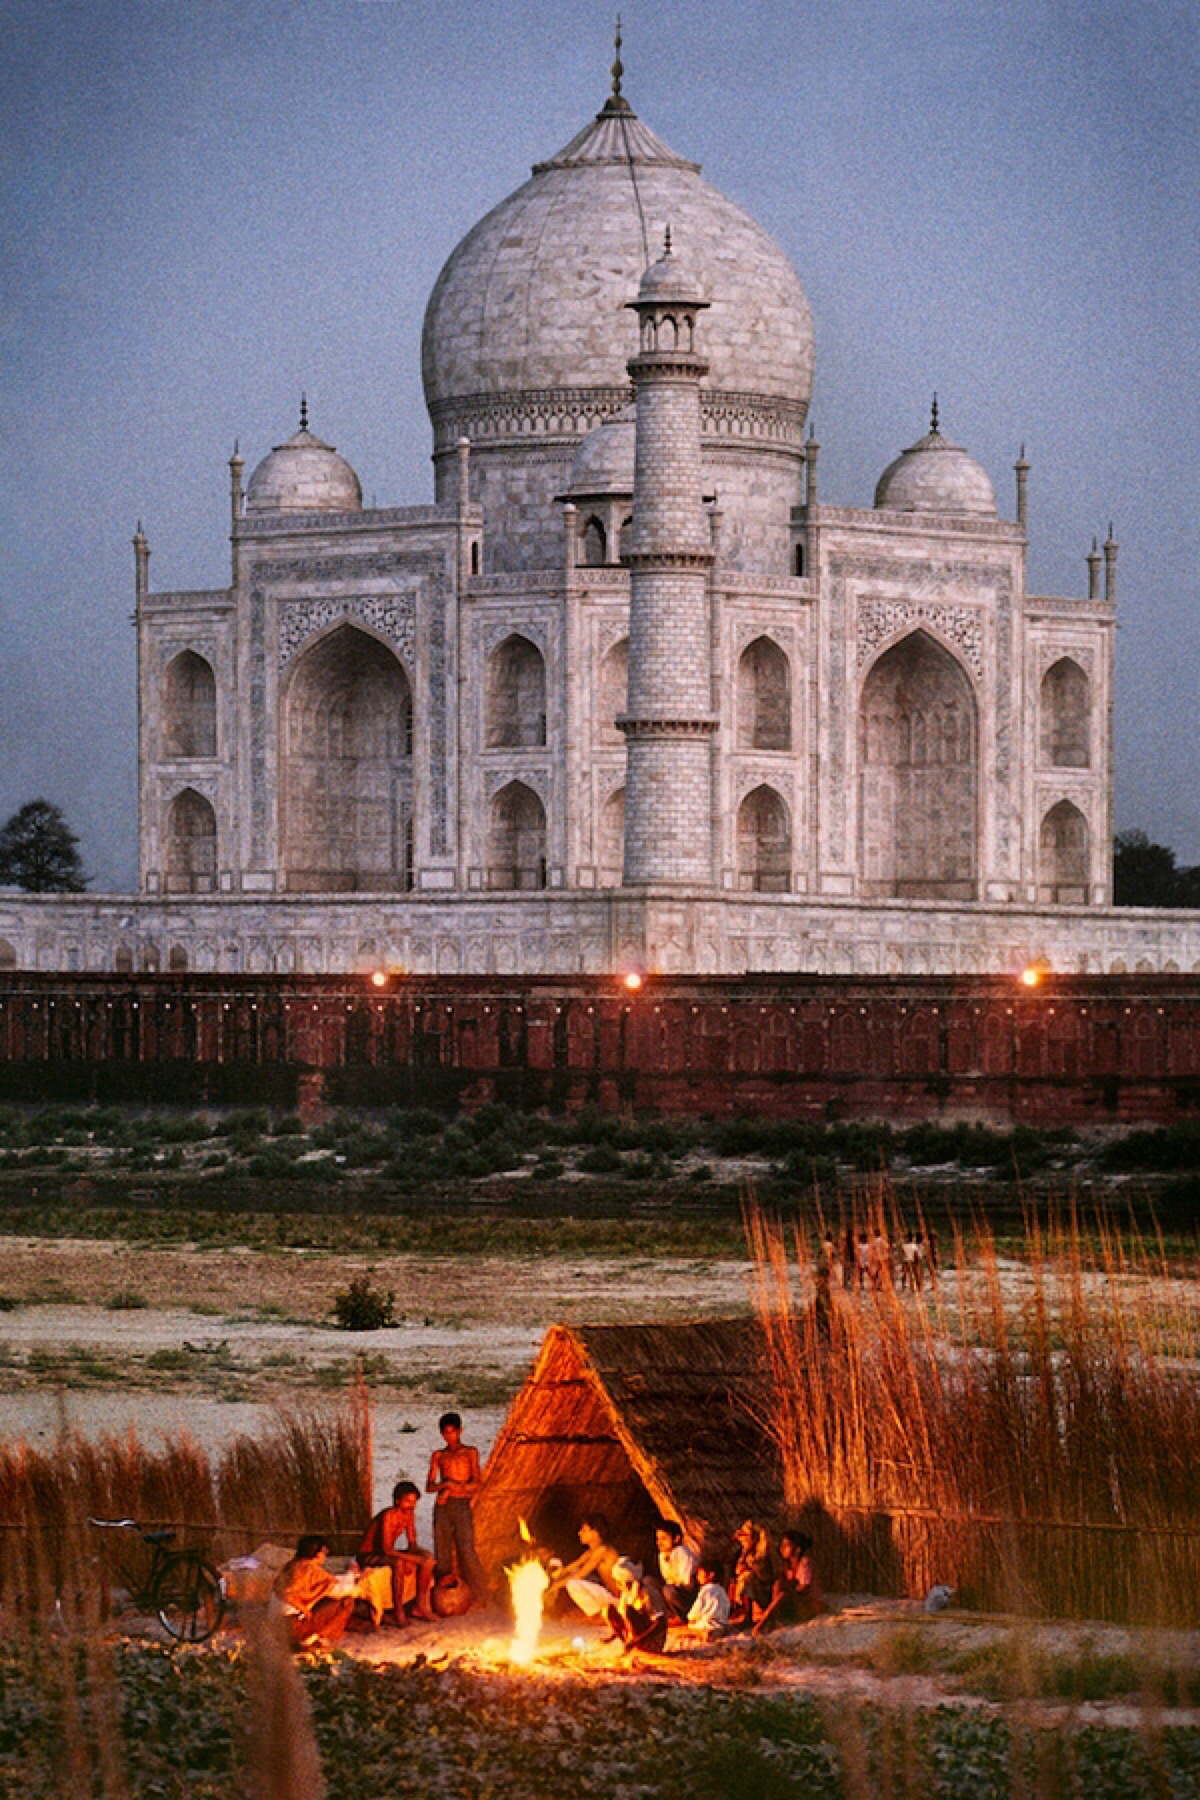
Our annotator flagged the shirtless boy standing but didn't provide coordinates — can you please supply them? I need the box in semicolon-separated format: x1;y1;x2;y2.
426;1411;489;1601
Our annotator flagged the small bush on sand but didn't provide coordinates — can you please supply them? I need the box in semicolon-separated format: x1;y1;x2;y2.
332;1276;397;1331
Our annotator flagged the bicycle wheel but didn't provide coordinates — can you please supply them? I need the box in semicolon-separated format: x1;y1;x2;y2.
154;1551;225;1643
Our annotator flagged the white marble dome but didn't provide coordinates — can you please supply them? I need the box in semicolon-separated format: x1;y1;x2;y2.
568;409;637;495
875;424;996;517
245;420;362;516
421;94;813;422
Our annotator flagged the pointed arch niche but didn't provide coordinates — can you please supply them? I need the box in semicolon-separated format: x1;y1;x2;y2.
163;651;216;758
282;624;413;892
737;785;792;892
1039;799;1089;903
598;637;628;744
485;635;547;748
1040;658;1090;768
165;788;217;894
597;785;625;886
737;637;791;750
486;781;546;890
859;630;978;899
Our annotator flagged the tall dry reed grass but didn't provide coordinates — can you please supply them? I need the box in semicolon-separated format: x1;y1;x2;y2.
748;1198;1200;1625
0;1377;373;1606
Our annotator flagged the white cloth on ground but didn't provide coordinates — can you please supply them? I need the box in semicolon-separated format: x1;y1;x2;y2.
565;1576;614;1617
687;1581;731;1635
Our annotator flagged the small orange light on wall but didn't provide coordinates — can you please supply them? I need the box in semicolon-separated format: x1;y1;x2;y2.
622;971;644;992
1020;960;1050;988
370;970;388;989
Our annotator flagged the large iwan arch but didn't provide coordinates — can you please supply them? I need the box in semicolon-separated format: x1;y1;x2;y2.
282;625;413;892
859;630;977;899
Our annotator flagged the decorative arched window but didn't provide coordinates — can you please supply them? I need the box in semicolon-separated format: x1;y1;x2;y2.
113;944;134;974
793;543;806;577
737;637;791;750
485;635;547;748
168;945;189;972
0;938;16;971
163;651;216;758
582;516;607;567
1039;800;1090;903
859;630;977;900
141;944;161;973
1040;658;1090;768
165;789;217;894
486;781;547;890
597;638;629;744
737;785;791;892
282;624;413;892
598;786;625;885
618;515;633;561
470;541;481;576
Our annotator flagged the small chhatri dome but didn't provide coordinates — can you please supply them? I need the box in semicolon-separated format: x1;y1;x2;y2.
874;406;996;517
633;227;708;308
568;407;637;496
245;405;363;515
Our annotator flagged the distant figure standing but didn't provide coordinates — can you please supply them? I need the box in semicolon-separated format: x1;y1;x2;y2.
426;1411;489;1602
868;1228;890;1291
901;1230;923;1292
822;1232;844;1292
855;1232;871;1293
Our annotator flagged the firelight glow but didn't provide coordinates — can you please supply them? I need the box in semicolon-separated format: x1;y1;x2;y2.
370;970;388;988
507;1554;548;1666
1020;966;1041;987
622;971;644;991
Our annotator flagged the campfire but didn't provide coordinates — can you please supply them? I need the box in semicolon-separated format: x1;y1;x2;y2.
506;1518;549;1666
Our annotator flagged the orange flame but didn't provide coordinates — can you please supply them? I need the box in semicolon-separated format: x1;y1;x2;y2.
507;1554;548;1665
518;1516;534;1545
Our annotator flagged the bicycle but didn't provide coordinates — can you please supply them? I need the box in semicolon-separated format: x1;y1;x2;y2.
87;1517;226;1642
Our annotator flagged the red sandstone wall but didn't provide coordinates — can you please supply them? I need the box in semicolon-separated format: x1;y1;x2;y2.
2;972;1199;1123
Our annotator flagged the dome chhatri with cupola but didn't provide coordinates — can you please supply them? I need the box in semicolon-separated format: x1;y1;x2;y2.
29;29;1129;984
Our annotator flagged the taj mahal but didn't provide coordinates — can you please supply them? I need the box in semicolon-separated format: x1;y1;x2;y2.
4;56;1198;979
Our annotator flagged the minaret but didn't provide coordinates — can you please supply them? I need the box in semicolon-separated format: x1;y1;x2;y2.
619;231;717;885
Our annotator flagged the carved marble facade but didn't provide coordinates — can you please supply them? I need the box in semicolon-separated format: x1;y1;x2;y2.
19;70;1146;977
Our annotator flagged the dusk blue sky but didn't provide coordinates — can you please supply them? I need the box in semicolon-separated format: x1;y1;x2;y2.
2;0;1196;888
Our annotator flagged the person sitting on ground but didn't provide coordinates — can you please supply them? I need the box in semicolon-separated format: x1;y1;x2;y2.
605;1557;669;1655
684;1558;731;1640
654;1518;699;1620
753;1530;825;1634
357;1480;436;1623
728;1517;780;1626
426;1411;489;1604
274;1534;356;1650
544;1513;622;1619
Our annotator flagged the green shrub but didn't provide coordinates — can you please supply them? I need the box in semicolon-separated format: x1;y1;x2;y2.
578;1144;623;1174
105;1290;148;1311
332;1276;397;1331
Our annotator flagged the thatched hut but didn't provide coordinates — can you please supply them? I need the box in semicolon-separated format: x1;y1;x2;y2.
474;1318;780;1573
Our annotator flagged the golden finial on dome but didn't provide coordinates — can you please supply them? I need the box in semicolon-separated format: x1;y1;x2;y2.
930;392;939;434
299;393;309;433
611;15;623;98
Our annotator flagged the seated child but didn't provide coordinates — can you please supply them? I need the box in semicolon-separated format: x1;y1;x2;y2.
274;1534;356;1650
357;1480;436;1623
753;1530;825;1634
654;1519;699;1620
729;1517;780;1625
684;1559;731;1640
605;1557;669;1655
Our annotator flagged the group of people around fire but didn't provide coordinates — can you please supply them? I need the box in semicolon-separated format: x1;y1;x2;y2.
543;1510;823;1652
275;1410;487;1650
274;1407;823;1656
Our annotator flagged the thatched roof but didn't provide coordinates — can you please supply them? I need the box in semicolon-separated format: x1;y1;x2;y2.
474;1317;780;1571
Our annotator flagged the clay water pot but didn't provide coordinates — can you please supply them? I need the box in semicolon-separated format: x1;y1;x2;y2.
432;1574;473;1618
